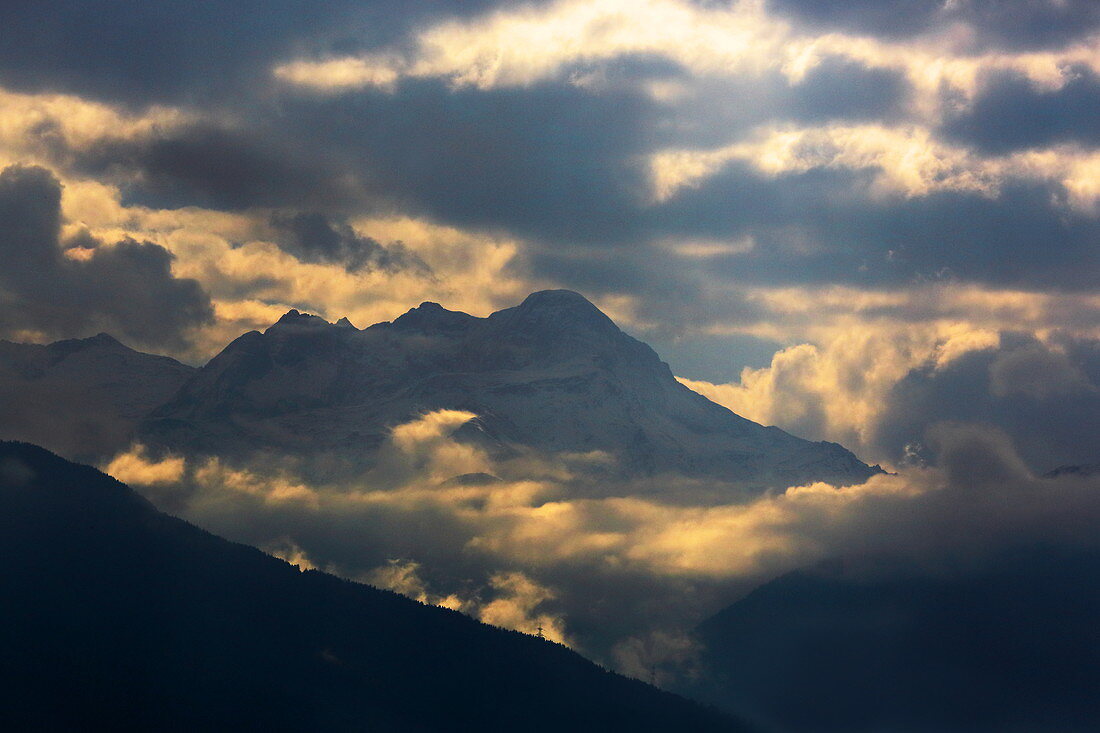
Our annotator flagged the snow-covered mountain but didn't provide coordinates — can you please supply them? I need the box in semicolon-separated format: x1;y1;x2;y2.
0;333;194;461
138;290;879;491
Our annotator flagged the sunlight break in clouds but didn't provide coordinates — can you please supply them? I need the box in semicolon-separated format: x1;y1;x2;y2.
0;87;189;165
274;0;786;92
12;165;531;362
674;281;1100;464
273;0;1100;124
651;124;1100;208
679;322;1004;457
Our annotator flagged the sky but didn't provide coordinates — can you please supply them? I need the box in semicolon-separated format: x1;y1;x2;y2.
2;0;1099;475
3;0;1100;676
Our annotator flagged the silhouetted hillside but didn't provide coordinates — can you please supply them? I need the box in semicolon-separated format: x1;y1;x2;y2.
684;551;1100;732
0;441;745;732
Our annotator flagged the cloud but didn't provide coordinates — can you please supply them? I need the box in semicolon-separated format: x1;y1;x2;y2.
0;0;429;104
654;160;1100;291
371;409;491;486
270;79;655;246
97;401;1100;677
269;211;429;274
102;445;185;486
0;87;189;169
0;164;213;349
272;0;1100;133
651;122;1100;213
476;572;570;644
2;2;1095;347
649;124;999;202
365;559;571;643
611;629;702;687
366;559;469;611
0;2;1095;702
786;56;909;123
771;0;1100;51
273;0;789;93
678;321;1003;456
76;122;366;212
878;334;1100;473
680;310;1100;474
942;67;1100;154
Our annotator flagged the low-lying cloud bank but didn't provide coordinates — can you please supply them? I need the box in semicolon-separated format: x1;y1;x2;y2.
682;323;1100;474
104;409;1100;678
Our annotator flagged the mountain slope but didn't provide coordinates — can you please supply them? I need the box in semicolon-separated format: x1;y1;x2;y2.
138;290;877;491
0;334;194;461
683;552;1100;732
0;441;745;732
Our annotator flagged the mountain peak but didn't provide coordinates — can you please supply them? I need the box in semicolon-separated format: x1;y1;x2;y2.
88;332;122;346
45;331;127;358
392;301;475;333
267;309;331;332
335;316;356;329
518;289;598;311
492;289;618;336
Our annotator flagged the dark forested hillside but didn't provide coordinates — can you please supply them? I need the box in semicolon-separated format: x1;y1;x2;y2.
0;441;745;732
685;551;1100;732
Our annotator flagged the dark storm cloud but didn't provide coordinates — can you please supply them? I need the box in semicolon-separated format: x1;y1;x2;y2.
0;1;352;103
270;212;430;274
952;0;1100;50
942;67;1100;154
649;60;911;154
0;165;212;348
875;333;1100;473
279;80;657;245
770;0;1100;50
767;0;945;39
657;167;1100;291
789;57;909;123
76;123;362;212
65;76;654;240
0;2;1092;352
0;0;531;105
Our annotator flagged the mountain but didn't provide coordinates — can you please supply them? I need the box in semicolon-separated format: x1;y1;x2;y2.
137;290;878;491
0;333;194;461
682;551;1100;732
0;441;746;732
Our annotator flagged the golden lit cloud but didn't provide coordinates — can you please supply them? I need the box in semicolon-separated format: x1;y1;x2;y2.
669;280;1100;461
0;87;189;162
101;405;1100;669
274;0;786;92
102;445;186;486
477;572;570;644
367;559;469;611
26;173;536;362
273;0;1100;131
651;124;1100;208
